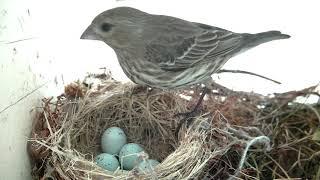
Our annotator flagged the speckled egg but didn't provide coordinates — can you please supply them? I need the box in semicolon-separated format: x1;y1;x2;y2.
137;159;160;174
101;127;127;155
119;143;145;170
95;153;119;172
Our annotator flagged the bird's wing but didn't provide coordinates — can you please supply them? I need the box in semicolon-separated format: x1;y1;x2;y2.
145;23;243;71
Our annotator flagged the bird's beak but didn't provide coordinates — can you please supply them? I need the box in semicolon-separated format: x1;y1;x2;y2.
80;25;100;40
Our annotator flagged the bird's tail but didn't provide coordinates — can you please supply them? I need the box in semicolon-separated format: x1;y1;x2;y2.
242;31;290;49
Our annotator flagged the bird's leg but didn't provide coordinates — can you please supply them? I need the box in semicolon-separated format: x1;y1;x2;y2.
131;84;155;96
131;84;147;94
176;87;209;117
175;87;210;137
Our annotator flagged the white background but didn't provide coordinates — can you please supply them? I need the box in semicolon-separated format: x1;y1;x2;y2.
0;0;319;179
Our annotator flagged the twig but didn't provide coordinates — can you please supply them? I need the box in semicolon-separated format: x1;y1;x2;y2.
304;104;320;125
265;153;291;179
218;69;281;84
0;81;48;114
5;37;37;44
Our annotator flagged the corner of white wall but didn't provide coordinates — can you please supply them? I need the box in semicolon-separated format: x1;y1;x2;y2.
0;2;55;179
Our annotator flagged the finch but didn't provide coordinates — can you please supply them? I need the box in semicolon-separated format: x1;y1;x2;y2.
81;7;290;89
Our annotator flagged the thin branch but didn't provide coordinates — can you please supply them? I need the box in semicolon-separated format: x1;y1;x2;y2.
217;69;281;84
5;37;37;44
0;81;48;114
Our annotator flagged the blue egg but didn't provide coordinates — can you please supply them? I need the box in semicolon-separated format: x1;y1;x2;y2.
101;127;127;155
119;143;144;170
95;153;119;172
137;159;160;174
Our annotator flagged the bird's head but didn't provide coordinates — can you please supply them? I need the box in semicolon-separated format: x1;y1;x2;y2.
80;7;146;49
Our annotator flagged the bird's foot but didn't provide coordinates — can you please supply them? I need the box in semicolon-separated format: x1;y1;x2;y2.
174;87;209;139
131;84;154;96
174;108;202;138
131;84;148;94
175;107;201;122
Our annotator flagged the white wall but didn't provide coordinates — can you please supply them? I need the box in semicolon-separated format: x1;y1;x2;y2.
0;0;319;179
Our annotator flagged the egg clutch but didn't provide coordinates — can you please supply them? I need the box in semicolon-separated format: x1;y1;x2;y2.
95;127;160;173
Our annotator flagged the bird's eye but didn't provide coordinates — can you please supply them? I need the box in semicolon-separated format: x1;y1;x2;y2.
100;23;113;32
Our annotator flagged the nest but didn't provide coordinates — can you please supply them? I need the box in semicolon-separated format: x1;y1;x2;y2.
28;73;320;179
